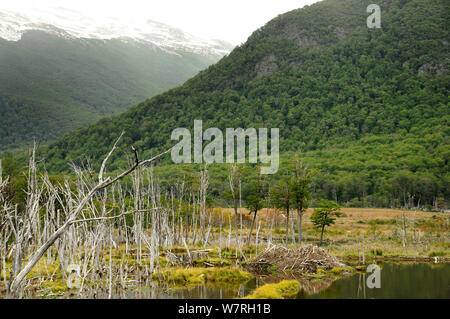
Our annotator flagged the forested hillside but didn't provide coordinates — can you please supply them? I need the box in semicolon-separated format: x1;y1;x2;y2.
27;0;450;208
0;30;226;151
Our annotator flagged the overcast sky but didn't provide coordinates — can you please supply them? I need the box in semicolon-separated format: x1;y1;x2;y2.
2;0;321;44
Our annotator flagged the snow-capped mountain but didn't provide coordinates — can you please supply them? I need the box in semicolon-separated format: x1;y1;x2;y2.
0;7;235;151
0;7;234;57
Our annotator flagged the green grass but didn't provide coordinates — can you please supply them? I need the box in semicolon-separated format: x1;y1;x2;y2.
152;267;253;285
245;280;301;299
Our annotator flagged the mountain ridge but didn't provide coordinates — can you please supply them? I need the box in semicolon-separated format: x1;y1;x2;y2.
11;0;450;207
0;9;234;151
40;0;449;163
0;8;234;57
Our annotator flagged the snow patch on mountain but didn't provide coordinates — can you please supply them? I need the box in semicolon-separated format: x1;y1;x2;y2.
0;8;234;57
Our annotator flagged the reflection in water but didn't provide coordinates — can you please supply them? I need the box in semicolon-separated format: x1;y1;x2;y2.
78;277;264;299
302;262;449;299
66;262;449;299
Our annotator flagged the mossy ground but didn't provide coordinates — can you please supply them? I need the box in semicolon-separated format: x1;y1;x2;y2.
152;267;253;285
244;280;301;299
310;267;355;280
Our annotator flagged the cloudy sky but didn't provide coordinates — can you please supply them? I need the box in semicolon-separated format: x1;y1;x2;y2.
2;0;321;44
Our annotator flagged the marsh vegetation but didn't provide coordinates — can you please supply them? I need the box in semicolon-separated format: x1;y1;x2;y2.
0;140;448;299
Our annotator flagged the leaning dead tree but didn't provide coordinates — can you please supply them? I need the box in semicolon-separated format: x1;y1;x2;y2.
7;132;172;297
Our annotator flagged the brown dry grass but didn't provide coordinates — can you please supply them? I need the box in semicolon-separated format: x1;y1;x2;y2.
208;207;449;258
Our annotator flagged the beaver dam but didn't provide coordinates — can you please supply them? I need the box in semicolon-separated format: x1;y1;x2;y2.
246;245;348;274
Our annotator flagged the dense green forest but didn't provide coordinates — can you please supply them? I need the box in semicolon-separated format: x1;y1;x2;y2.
4;0;449;209
0;30;223;151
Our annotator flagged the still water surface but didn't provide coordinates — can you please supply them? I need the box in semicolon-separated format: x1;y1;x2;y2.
109;262;449;299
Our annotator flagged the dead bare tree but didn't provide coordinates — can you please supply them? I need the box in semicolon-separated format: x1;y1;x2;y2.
0;160;13;288
228;164;242;250
7;132;172;297
5;143;43;297
402;213;408;248
199;165;209;246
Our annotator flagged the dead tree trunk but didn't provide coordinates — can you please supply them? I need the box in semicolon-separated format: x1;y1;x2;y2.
297;208;303;246
7;132;172;297
285;207;290;245
247;210;257;245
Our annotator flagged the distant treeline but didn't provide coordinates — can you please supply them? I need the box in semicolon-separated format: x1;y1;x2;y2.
2;149;447;210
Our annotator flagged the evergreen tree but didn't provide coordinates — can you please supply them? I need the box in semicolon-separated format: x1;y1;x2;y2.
310;200;342;245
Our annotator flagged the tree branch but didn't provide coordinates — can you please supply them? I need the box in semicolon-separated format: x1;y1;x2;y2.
8;137;173;296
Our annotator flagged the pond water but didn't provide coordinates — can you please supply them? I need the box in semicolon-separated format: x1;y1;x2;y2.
301;262;449;299
87;262;449;299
